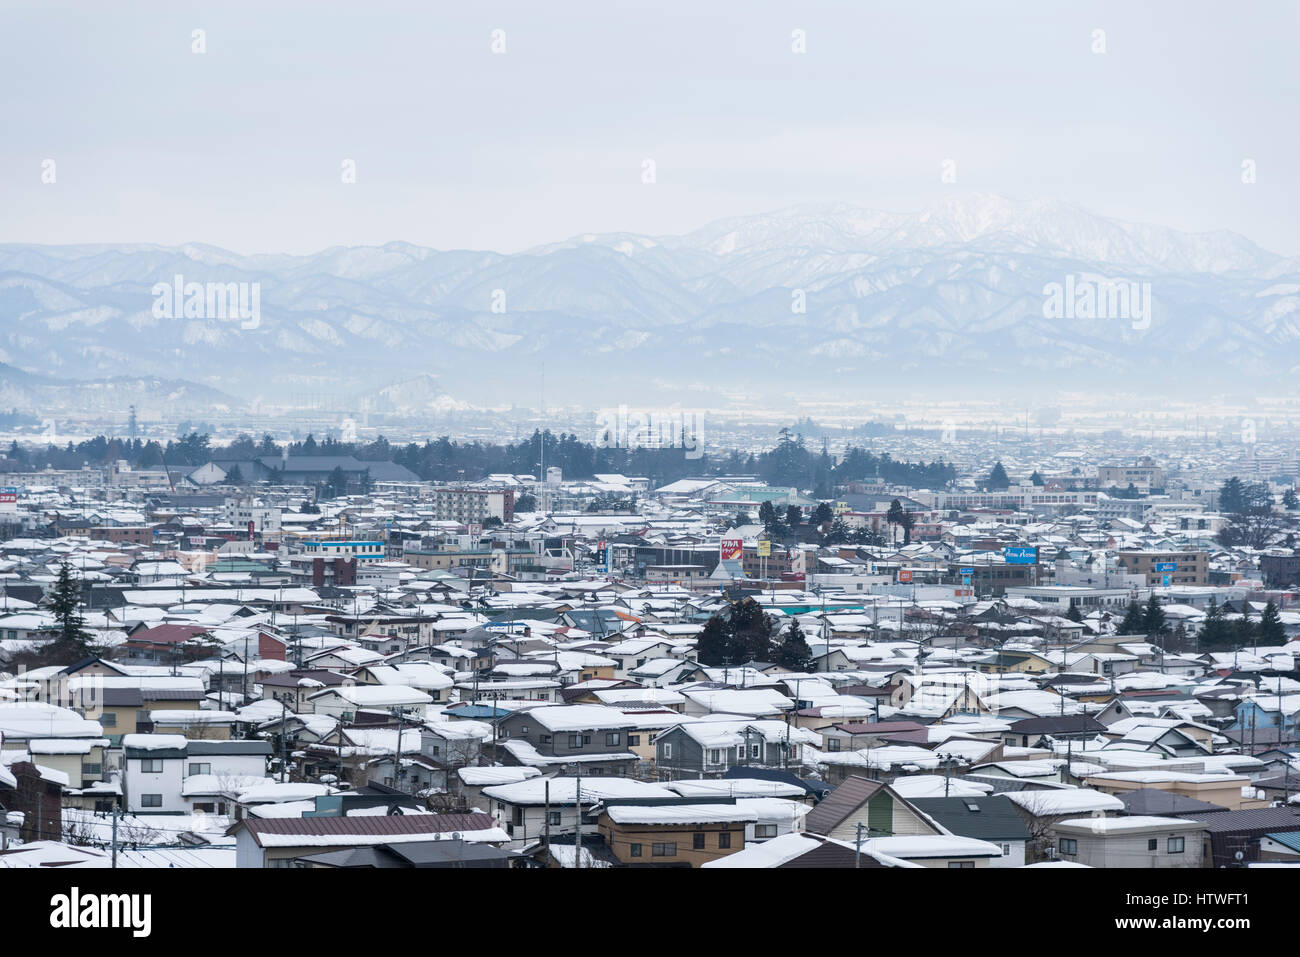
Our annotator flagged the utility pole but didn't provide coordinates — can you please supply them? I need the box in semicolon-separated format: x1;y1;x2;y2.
280;698;289;783
111;805;119;867
574;764;583;870
544;777;551;864
393;706;404;792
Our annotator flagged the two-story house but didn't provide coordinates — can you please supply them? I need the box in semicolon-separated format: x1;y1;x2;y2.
495;705;641;776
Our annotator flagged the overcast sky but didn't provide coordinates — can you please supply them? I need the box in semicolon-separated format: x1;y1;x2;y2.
3;0;1297;255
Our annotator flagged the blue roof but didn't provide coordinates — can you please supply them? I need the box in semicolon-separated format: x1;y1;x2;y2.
442;704;511;720
1264;831;1300;853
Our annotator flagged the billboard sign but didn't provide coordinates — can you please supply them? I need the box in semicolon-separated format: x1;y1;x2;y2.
1153;562;1177;572
757;540;772;558
1004;547;1038;565
720;538;743;562
0;487;17;505
468;523;482;537
1162;574;1171;587
898;569;913;583
959;567;975;575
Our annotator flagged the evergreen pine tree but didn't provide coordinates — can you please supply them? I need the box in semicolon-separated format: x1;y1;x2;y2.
1118;599;1146;635
696;616;731;668
1218;477;1246;514
824;516;852;544
1141;594;1167;636
1169;621;1189;654
1258;600;1286;646
50;561;91;657
1197;598;1231;650
777;618;813;671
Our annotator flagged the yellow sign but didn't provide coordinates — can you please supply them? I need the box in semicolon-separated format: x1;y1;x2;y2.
757;540;771;558
835;501;850;514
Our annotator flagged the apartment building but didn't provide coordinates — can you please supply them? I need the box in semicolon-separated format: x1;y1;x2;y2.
430;487;515;524
1116;550;1208;586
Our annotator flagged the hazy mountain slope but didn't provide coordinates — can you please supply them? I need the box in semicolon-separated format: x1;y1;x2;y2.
0;194;1296;409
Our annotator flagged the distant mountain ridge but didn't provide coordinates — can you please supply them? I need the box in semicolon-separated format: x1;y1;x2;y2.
1;194;1296;411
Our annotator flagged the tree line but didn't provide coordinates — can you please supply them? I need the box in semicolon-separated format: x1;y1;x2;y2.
3;426;957;492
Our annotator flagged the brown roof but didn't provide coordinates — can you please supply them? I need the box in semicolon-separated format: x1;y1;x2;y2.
832;721;926;735
235;812;496;847
804;776;885;835
127;624;212;646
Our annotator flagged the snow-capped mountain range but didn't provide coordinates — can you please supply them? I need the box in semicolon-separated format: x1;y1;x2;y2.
2;194;1297;412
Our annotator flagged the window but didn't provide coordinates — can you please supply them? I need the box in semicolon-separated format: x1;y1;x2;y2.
84;763;102;777
141;794;163;808
630;843;642;857
662;743;672;759
1059;838;1078;855
569;734;582;748
718;831;732;849
828;738;841;752
751;744;760;758
141;759;163;773
693;833;706;850
709;749;721;764
1168;837;1185;854
1147;838;1159;851
548;811;561;826
948;861;975;868
188;763;211;776
652;842;676;857
628;735;640;747
100;712;117;727
754;824;777;839
606;732;620;747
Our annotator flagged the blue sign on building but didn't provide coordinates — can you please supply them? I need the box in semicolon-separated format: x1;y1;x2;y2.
1003;547;1038;565
1153;562;1177;572
959;567;975;575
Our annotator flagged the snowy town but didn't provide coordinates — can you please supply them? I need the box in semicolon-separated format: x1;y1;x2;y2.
0;436;1298;872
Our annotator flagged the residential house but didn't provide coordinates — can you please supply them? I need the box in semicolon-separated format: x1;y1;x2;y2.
229;811;507;867
909;795;1033;867
595;802;756;867
803;775;944;843
496;705;640;775
653;720;820;780
1051;816;1208;867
